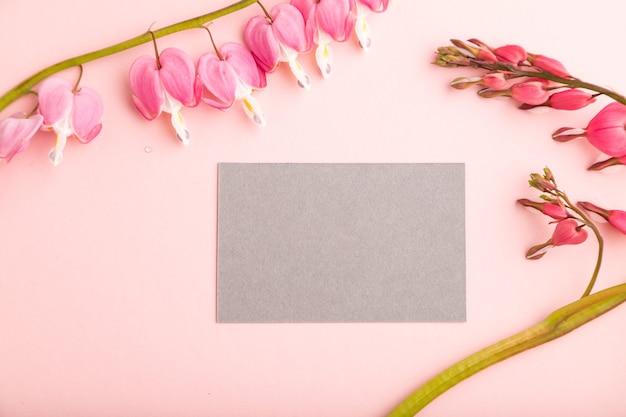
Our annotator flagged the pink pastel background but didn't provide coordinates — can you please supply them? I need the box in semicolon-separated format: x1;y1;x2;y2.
1;0;626;416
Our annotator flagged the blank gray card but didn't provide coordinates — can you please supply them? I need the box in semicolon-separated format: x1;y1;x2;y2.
216;163;465;323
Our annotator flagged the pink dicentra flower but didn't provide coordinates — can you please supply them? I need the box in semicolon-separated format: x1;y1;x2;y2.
129;47;201;145
481;72;508;90
528;53;570;78
291;0;355;78
509;78;550;105
517;198;569;220
553;102;626;157
579;201;626;234
526;219;587;259
0;113;43;162
546;89;595;110
494;44;527;64
245;3;312;89
587;155;626;171
197;42;267;125
38;76;103;165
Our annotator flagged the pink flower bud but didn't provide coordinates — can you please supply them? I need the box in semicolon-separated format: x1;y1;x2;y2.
579;202;626;234
510;79;550;105
528;54;570;78
551;219;587;246
584;102;626;157
494;44;527;64
481;72;508;90
546;89;595;110
518;198;568;220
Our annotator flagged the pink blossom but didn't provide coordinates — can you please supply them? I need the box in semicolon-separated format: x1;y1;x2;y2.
509;78;550;105
551;219;588;246
291;0;355;77
0;113;43;162
245;3;311;89
494;44;527;64
584;102;626;157
517;198;569;220
546;89;595;110
129;47;201;145
579;202;626;234
38;76;103;165
528;54;570;78
481;72;508;90
197;42;267;125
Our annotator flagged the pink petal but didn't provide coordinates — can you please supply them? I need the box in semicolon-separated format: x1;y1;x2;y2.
129;55;164;119
220;42;266;89
158;48;199;107
290;0;317;50
551;219;587;246
197;52;238;109
271;3;310;53
0;113;43;161
71;86;104;143
608;210;626;234
37;77;74;126
316;0;355;41
245;15;281;73
358;0;389;12
586;102;626;156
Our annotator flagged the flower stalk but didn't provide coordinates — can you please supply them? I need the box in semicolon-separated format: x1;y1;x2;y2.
386;282;626;417
0;0;260;113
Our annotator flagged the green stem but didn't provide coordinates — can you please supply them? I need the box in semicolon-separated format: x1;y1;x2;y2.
386;282;626;417
558;192;604;297
0;0;259;113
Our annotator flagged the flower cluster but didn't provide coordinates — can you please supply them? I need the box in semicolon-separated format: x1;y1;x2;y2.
518;168;626;263
0;0;391;165
436;39;626;171
0;74;103;166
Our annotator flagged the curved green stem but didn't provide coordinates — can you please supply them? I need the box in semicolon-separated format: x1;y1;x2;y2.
386;282;626;417
0;0;259;113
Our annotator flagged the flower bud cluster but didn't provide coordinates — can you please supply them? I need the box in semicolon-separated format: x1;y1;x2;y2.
439;39;596;111
519;168;626;260
0;0;392;165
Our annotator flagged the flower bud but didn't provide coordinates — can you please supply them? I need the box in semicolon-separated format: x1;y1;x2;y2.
494;44;527;64
551;219;588;246
481;72;508;90
585;102;626;157
579;202;626;234
528;53;571;78
546;89;596;110
518;198;568;220
510;79;550;105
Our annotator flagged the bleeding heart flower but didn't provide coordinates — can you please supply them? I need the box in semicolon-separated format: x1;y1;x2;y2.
546;89;595;110
0;113;43;162
353;0;390;51
494;44;527;64
509;78;551;105
129;47;201;145
553;102;626;157
528;53;571;78
517;198;569;220
38;76;103;165
197;42;267;125
526;219;588;260
579;202;626;234
291;0;356;78
245;3;312;89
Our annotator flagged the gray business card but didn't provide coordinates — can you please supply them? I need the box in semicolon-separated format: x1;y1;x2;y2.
216;163;466;323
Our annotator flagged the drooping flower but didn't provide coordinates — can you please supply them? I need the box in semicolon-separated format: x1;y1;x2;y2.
129;47;201;145
526;218;588;260
545;89;595;110
494;44;527;64
528;53;571;78
579;201;626;234
353;0;390;51
509;78;551;105
517;198;569;220
0;113;43;162
37;76;103;165
197;42;267;125
245;3;312;89
291;0;356;78
552;102;626;157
